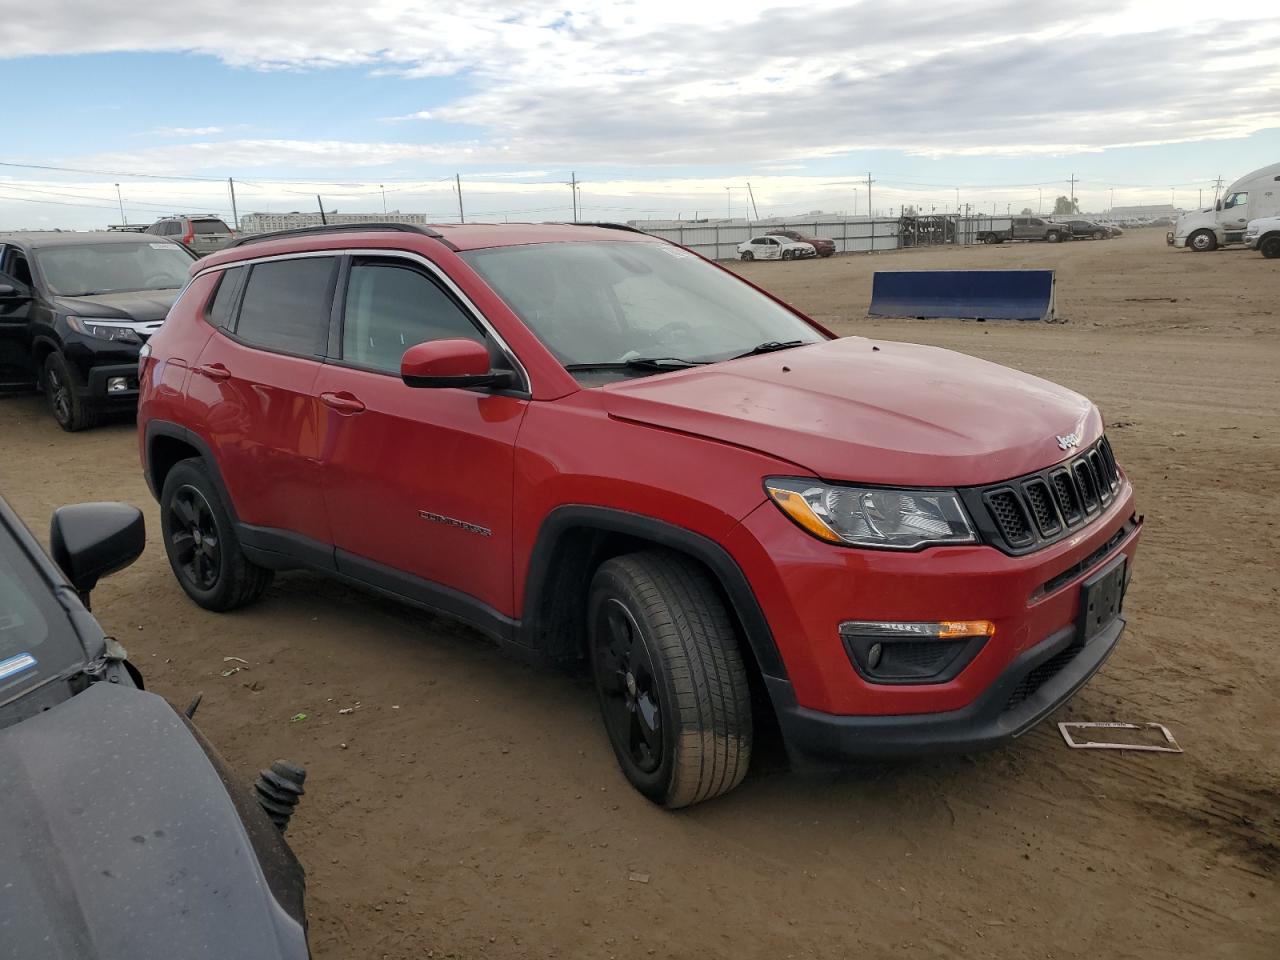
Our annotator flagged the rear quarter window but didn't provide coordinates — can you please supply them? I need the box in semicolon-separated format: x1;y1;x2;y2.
206;266;246;329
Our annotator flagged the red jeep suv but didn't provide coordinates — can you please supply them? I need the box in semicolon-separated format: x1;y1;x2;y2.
138;222;1141;807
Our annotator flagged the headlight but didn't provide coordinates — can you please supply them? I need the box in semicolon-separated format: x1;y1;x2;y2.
66;316;142;345
765;478;977;549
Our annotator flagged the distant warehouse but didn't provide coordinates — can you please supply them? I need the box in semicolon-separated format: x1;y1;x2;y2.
239;211;429;233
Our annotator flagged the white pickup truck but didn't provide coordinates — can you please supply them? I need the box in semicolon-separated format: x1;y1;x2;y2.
1244;217;1280;258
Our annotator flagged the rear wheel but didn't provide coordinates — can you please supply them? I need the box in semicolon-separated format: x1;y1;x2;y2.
43;352;98;432
982;233;998;244
588;550;752;808
1188;229;1217;252
160;459;273;611
1260;235;1280;259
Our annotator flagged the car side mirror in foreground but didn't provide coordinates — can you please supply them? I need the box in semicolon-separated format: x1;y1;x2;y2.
50;503;145;599
0;282;29;300
401;339;514;389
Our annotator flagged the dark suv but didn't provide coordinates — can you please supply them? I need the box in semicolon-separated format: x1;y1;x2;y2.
0;495;309;958
1060;219;1110;240
0;233;195;430
145;215;236;256
139;222;1141;808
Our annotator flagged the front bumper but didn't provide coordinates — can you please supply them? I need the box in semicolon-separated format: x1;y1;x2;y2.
724;480;1141;759
768;615;1123;761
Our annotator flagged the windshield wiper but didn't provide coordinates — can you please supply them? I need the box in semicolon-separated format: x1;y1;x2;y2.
564;357;709;372
731;340;806;360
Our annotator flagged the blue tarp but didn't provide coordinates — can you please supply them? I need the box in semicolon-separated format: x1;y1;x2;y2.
868;269;1056;321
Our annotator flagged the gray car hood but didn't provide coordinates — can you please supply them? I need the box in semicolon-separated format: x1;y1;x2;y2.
0;681;307;960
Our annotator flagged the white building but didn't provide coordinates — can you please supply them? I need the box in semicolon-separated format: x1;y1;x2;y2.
239;211;429;233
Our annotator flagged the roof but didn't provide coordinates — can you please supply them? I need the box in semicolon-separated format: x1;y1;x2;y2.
200;221;657;270
0;231;185;249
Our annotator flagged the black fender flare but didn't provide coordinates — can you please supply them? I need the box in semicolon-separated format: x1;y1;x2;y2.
142;420;239;524
522;505;788;681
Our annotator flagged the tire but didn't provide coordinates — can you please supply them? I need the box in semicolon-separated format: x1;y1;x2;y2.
781;249;793;261
1046;231;1062;243
1260;235;1280;259
740;251;754;261
1188;229;1217;252
43;352;99;432
982;234;997;244
1093;230;1104;240
160;458;273;611
588;550;752;808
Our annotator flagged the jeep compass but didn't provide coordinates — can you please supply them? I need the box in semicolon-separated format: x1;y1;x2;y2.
138;222;1141;807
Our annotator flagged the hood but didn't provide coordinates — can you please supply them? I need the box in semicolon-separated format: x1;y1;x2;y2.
601;337;1100;487
52;289;181;323
0;682;307;960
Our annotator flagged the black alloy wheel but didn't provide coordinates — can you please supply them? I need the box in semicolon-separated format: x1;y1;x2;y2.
168;484;222;592
593;597;664;775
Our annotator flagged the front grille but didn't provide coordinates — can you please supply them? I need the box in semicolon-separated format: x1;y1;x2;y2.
960;435;1125;555
986;490;1032;546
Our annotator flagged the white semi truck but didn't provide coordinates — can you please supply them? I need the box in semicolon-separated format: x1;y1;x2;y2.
1169;161;1280;252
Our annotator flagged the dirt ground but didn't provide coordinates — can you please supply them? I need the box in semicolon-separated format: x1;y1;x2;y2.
1;228;1276;959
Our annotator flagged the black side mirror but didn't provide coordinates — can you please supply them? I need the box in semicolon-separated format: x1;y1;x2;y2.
0;282;29;300
50;503;145;598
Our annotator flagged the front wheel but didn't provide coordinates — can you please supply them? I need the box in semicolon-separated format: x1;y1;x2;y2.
160;459;273;611
1260;236;1280;259
740;251;754;261
588;551;752;808
982;234;997;245
43;352;99;432
1188;230;1217;252
1046;231;1062;243
781;249;793;261
1093;230;1104;240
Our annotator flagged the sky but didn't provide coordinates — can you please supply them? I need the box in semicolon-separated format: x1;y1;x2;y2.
2;0;1279;229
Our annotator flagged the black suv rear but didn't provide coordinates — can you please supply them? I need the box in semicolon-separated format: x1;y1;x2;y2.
0;233;195;431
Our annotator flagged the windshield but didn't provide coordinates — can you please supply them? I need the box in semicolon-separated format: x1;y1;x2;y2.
36;242;193;297
0;527;85;708
462;240;826;373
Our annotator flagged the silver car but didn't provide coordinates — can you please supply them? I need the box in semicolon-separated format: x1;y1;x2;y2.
144;215;236;256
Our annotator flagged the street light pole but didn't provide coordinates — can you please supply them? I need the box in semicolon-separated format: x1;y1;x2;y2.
115;183;126;225
381;184;387;216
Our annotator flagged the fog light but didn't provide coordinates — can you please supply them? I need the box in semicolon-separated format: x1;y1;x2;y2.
107;377;129;394
839;620;994;684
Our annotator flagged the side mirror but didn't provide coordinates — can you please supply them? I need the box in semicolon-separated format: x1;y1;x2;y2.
50;503;145;598
0;282;29;300
401;339;514;390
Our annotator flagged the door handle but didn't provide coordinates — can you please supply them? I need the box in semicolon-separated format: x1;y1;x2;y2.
193;362;231;381
320;391;366;414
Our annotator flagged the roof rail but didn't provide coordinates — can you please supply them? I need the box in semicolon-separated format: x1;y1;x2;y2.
225;222;450;249
557;221;650;235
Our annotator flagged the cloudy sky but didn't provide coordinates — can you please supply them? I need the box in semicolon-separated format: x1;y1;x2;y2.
2;0;1278;228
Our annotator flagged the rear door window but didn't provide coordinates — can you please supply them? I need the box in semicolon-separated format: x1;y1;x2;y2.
234;257;336;357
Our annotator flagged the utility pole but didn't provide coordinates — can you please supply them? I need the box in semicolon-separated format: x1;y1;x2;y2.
380;184;387;216
228;177;239;231
866;172;875;219
1170;187;1175;208
725;186;732;220
1109;187;1114;212
1038;188;1043;214
115;183;126;225
1212;176;1224;204
1069;173;1077;211
1198;188;1202;208
746;182;759;221
316;195;327;225
569;171;578;222
955;186;960;211
456;174;465;223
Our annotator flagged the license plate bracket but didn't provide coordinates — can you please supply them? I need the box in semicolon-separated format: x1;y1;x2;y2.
1078;556;1127;642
